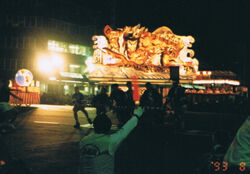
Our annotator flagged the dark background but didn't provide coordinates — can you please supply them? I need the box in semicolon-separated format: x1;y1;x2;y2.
1;0;249;86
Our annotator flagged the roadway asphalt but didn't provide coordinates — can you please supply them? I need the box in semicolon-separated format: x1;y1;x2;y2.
0;105;248;174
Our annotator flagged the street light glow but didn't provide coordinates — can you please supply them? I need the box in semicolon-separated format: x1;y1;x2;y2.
38;57;53;74
51;54;63;67
37;53;64;74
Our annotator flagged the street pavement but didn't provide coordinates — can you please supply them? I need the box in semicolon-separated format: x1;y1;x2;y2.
1;105;247;174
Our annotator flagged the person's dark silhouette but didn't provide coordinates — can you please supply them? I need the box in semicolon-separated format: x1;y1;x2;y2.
110;84;127;127
0;78;22;129
125;81;135;122
92;87;111;116
137;82;164;174
165;80;187;128
72;86;92;128
140;82;163;124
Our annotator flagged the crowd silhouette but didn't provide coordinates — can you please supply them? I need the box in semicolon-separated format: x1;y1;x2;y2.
1;77;249;174
81;81;249;174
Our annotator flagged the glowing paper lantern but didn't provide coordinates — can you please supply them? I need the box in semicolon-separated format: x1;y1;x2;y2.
15;69;33;87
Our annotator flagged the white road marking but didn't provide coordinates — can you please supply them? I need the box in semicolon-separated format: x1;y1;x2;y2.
80;124;93;128
31;104;95;111
80;124;118;130
34;121;59;124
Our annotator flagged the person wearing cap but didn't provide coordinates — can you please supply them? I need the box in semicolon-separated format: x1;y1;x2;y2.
79;107;144;174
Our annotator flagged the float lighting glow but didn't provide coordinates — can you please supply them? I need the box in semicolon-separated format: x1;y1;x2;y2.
36;81;40;87
85;57;96;73
60;80;82;83
8;80;12;87
193;80;240;86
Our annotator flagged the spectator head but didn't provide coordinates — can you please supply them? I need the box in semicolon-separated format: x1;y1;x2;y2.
93;115;112;134
74;86;80;93
100;87;107;94
145;82;152;90
111;84;119;91
126;81;132;89
173;80;179;86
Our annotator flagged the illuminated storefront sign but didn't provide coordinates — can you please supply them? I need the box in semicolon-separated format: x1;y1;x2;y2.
59;72;83;79
48;40;88;56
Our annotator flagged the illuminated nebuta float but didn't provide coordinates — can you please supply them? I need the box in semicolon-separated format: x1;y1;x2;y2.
86;24;199;83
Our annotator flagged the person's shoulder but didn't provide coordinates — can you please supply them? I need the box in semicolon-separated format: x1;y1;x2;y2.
117;89;125;95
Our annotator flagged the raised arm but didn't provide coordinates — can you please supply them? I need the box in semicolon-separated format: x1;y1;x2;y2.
109;107;144;155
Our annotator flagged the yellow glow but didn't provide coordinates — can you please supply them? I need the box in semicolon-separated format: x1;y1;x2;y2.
85;87;88;92
31;80;35;87
64;85;69;90
70;64;80;68
49;77;56;80
180;66;185;75
37;53;64;74
92;24;199;75
38;57;54;74
85;57;96;73
36;81;40;87
60;80;82;83
202;71;207;75
51;54;63;68
207;71;212;75
8;80;12;87
196;71;200;75
193;79;240;86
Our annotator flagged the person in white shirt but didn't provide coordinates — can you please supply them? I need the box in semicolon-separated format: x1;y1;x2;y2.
224;116;250;172
79;107;144;174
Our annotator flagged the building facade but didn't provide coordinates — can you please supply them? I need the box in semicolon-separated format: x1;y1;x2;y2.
0;0;98;104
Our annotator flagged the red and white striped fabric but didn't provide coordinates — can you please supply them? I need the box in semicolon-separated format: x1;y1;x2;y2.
9;92;40;105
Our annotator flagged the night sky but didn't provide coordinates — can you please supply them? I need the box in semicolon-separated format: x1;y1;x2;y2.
85;0;249;84
1;0;249;84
